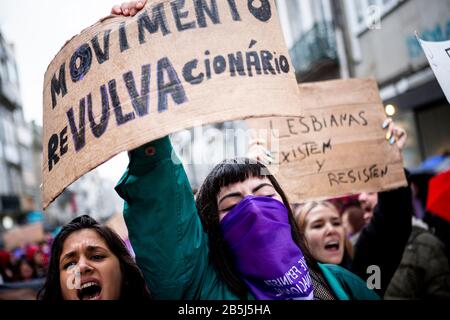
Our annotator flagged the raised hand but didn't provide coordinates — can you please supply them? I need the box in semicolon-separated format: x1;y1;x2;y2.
382;118;407;151
111;0;147;17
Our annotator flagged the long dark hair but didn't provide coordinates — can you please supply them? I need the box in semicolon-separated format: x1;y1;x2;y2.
37;215;151;301
196;158;319;299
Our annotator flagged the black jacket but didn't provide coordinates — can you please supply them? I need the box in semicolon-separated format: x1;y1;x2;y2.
385;225;450;299
351;182;413;297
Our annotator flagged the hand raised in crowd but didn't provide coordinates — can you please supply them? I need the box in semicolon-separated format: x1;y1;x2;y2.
246;138;274;166
382;118;407;151
111;0;147;17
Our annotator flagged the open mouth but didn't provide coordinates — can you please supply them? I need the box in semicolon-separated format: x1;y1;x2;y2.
324;241;340;252
77;281;102;300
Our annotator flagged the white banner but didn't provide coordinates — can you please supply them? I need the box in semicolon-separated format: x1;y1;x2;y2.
418;36;450;104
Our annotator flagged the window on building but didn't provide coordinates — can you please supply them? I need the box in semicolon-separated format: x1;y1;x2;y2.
8;59;18;86
350;0;402;35
416;102;450;159
0;56;10;86
0;161;8;194
286;0;303;41
0;109;4;143
2;116;17;146
0;43;17;85
7;164;22;195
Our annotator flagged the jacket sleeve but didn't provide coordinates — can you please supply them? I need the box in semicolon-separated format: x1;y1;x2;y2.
385;230;450;299
352;171;413;297
115;137;237;299
422;233;450;298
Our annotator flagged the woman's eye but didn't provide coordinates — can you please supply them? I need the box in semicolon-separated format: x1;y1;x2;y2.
261;193;276;198
91;255;105;261
63;261;76;270
221;204;236;213
254;192;276;198
311;224;323;229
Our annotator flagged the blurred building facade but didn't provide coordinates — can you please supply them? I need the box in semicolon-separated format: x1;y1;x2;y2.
277;0;450;169
344;0;450;168
44;170;123;228
0;30;40;234
276;0;346;82
0;28;121;241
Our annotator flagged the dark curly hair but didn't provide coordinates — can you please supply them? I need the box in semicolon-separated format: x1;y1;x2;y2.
37;215;151;301
196;158;319;299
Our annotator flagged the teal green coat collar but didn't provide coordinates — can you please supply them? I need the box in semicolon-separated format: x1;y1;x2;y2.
318;263;350;300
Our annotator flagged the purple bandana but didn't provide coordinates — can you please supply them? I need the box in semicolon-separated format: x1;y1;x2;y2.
220;196;314;300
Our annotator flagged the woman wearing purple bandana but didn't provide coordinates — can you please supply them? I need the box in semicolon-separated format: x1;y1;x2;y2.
112;0;378;302
115;137;379;300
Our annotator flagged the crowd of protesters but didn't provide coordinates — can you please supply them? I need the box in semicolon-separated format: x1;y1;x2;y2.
0;240;50;284
294;189;450;299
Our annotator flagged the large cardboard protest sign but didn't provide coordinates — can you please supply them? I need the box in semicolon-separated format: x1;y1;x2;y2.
246;78;407;203
42;0;300;209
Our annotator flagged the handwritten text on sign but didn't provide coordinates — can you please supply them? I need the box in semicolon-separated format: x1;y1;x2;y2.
43;0;301;209
246;79;407;203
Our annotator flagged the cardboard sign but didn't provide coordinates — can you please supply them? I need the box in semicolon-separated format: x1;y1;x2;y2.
3;223;45;251
418;36;450;104
246;78;407;203
42;0;300;209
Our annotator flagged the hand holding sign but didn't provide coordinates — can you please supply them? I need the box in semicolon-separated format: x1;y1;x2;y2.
247;138;274;165
111;0;146;17
382;118;407;150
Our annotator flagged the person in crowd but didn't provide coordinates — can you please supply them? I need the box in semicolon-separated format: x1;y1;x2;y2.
425;211;450;267
358;192;379;227
294;201;358;272
294;201;348;266
25;245;46;278
37;215;151;301
295;185;414;298
354;185;413;296
262;117;412;297
32;248;48;279
11;247;24;267
38;239;51;263
341;206;366;245
0;249;14;283
384;215;450;299
14;257;36;281
338;118;412;296
410;171;450;264
109;0;383;300
116;135;379;300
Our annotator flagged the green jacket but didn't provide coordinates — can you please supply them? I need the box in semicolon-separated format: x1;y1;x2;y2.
115;137;379;300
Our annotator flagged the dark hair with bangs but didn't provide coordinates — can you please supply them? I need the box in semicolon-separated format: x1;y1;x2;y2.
37;215;151;301
196;158;319;299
